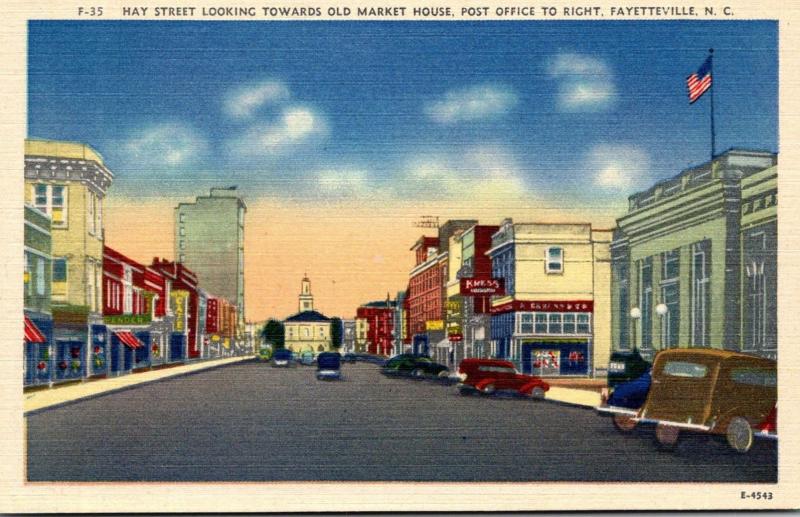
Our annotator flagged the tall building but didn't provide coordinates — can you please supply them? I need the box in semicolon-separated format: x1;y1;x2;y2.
175;187;247;332
487;220;613;377
610;149;777;360
356;296;396;356
24;138;114;381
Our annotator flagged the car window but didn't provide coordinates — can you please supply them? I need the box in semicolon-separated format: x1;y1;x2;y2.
415;358;432;364
662;361;708;378
730;368;776;387
386;357;401;367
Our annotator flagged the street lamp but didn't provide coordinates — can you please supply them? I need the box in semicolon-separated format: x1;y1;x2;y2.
656;303;669;350
630;307;641;352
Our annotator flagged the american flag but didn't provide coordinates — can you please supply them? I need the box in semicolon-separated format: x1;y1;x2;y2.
687;55;713;104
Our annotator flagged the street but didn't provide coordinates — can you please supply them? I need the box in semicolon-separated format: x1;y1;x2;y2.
27;360;777;482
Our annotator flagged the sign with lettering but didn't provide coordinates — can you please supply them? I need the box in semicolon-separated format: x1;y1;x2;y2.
103;313;151;325
490;300;594;315
426;319;444;331
171;290;189;332
448;333;463;342
460;278;505;296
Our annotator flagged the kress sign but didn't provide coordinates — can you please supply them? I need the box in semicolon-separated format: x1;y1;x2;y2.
460;278;505;296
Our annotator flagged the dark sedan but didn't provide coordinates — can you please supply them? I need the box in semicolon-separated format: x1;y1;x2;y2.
381;354;449;379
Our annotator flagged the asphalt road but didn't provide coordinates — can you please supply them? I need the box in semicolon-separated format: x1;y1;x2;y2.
26;360;777;482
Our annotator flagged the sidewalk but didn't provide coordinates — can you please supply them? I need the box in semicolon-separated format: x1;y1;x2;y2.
545;386;602;408
24;356;253;414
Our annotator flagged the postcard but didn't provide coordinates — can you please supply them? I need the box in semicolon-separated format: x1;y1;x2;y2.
1;0;798;512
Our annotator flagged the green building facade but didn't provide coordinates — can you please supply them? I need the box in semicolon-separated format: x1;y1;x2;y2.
610;149;777;361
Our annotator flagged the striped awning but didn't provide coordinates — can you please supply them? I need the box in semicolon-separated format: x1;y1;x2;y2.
115;331;143;349
24;316;46;343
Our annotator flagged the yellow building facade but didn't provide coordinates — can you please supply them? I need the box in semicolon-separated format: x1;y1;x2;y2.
488;221;612;377
24;139;113;318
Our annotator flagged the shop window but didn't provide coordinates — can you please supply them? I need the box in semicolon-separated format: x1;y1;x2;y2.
534;313;547;333
546;247;563;274
563;313;576;334
577;314;591;334
548;313;562;334
519;313;534;334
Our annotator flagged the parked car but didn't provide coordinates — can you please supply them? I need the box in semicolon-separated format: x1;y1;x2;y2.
271;348;294;367
607;349;651;389
457;358;550;399
316;352;342;380
599;370;652;431
299;351;315;366
342;353;358;363
599;348;776;453
256;346;273;362
381;353;448;379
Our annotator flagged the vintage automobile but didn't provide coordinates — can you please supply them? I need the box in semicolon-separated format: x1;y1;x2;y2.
271;348;294;367
381;353;449;379
457;358;550;399
600;370;652;431
316;352;342;380
606;349;651;389
598;348;776;453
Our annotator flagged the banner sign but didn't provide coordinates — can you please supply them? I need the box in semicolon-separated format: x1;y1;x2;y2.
103;313;152;326
491;300;594;315
448;333;463;342
426;319;444;331
460;278;505;296
171;290;189;332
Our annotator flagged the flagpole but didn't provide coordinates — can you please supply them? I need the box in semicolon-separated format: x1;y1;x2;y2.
709;48;716;160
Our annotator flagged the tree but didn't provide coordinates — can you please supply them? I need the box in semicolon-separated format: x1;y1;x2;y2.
260;319;285;349
330;317;343;349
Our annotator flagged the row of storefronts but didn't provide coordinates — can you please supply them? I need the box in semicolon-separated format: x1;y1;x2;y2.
22;139;249;389
353;149;778;378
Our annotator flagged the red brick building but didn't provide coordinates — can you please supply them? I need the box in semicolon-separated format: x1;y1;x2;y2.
150;258;201;359
407;236;444;354
356;298;396;356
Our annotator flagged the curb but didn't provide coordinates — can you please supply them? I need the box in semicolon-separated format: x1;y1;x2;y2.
24;356;255;416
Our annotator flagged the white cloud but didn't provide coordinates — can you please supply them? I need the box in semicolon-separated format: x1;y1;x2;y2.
548;53;616;112
586;144;651;189
393;145;532;203
425;84;518;124
317;169;371;198
121;122;208;167
230;106;328;157
224;80;290;119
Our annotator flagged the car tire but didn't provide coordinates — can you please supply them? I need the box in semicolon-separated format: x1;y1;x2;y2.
654;423;680;449
411;369;424;379
612;414;638;432
458;386;474;396
726;416;754;453
528;387;545;400
481;383;496;396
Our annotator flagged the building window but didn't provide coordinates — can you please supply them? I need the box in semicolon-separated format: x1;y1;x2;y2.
745;232;767;350
179;226;185;236
661;249;680;348
53;258;67;282
534;313;547;334
36;257;45;295
546;247;563;274
123;266;133;313
639;257;653;349
179;240;185;250
691;240;711;347
519;313;534;334
87;191;96;235
613;259;629;349
33;183;68;226
303;327;310;338
577;313;591;334
548;313;563;334
563;313;576;334
179;213;186;223
24;252;32;295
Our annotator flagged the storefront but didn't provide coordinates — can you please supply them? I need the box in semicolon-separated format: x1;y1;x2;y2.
521;339;590;376
109;329;145;375
24;314;52;387
88;324;108;377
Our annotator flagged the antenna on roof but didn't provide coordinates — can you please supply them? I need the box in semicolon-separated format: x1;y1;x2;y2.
413;215;440;229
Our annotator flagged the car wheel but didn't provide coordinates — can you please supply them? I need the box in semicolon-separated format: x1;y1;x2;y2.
654;423;680;449
612;414;638;432
529;387;546;400
458;386;474;396
411;369;424;379
726;416;754;453
481;383;496;395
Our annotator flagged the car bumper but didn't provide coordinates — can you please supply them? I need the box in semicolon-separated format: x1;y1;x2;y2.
273;360;289;366
317;369;341;378
595;405;639;416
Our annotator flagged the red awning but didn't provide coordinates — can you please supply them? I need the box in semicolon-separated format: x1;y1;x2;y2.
115;331;143;349
24;316;46;343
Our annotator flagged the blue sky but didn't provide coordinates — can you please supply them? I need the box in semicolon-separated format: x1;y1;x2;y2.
28;20;778;208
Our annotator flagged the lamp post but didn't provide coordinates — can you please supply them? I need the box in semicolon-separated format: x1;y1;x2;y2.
630;307;641;352
656;303;669;350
